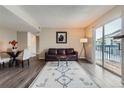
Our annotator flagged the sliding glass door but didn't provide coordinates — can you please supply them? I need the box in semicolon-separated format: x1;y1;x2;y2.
104;18;122;75
95;18;122;76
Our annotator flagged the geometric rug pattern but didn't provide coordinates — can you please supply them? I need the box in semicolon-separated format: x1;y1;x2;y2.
29;61;99;88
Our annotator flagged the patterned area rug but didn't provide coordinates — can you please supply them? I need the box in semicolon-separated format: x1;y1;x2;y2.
29;61;99;88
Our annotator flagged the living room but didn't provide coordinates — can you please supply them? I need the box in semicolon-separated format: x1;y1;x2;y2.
0;4;124;88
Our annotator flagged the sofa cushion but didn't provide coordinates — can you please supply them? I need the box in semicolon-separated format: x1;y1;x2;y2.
48;49;57;55
45;48;78;61
47;55;57;59
66;48;74;54
57;49;66;55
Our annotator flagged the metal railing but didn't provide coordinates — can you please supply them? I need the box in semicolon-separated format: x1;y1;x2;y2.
96;45;121;63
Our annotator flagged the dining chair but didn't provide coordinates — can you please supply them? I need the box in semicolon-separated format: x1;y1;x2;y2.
16;49;31;68
0;53;11;68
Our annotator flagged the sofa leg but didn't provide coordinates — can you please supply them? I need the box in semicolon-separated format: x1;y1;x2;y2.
45;60;47;63
22;61;24;68
2;62;5;68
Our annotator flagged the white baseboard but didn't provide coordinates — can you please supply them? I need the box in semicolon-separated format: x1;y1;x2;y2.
79;57;86;59
38;57;45;60
79;57;93;63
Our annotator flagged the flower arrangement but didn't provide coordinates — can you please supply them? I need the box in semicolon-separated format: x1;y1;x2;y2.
9;40;18;49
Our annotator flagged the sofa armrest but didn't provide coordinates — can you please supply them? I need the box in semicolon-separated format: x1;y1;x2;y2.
73;51;78;61
45;52;48;61
73;51;78;55
45;52;49;57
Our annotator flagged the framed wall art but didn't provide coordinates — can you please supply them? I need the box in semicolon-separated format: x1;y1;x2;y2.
56;32;67;44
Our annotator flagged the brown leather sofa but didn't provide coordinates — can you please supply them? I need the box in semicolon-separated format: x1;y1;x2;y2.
45;48;78;62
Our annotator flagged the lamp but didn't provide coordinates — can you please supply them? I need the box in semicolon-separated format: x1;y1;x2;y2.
80;38;88;43
80;38;88;59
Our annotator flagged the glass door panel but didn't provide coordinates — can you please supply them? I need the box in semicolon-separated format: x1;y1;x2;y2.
104;18;122;75
95;27;103;66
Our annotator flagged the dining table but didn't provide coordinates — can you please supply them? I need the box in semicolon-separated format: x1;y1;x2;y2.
0;50;23;67
7;50;23;66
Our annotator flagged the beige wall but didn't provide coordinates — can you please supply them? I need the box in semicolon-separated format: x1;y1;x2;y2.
85;27;94;63
85;6;121;63
90;6;121;29
17;32;36;56
36;36;40;54
17;32;28;50
39;28;85;59
0;28;17;51
121;6;124;84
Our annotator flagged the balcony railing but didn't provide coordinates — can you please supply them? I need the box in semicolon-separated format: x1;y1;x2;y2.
96;45;121;75
96;45;121;62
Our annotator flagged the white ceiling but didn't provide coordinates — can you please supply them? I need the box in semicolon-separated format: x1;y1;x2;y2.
0;5;115;32
0;6;39;32
21;5;115;28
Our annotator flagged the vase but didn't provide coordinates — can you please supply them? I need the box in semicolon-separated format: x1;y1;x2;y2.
12;47;17;53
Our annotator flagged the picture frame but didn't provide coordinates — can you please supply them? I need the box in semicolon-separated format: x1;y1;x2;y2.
56;32;67;44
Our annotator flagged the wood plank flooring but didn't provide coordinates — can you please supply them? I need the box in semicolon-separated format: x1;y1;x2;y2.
0;57;45;88
0;58;123;88
78;60;124;88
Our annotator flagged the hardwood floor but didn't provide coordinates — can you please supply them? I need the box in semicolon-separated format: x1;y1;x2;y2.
0;58;123;88
78;60;124;88
0;57;45;88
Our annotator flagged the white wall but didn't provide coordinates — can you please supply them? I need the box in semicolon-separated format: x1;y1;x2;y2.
0;28;17;51
39;28;85;59
85;6;121;63
28;32;36;56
